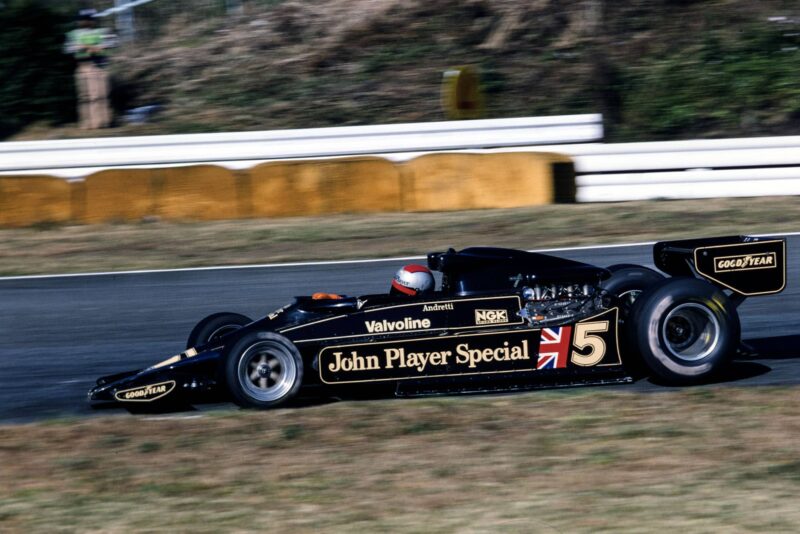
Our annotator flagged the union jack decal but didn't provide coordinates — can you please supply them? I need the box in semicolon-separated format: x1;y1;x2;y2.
536;326;573;370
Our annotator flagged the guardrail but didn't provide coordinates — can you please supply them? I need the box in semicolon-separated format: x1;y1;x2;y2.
560;136;800;202
0;114;602;179
3;117;799;202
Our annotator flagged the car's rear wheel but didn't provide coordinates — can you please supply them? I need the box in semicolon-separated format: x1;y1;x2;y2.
224;331;303;409
601;264;665;318
600;265;666;373
628;277;739;385
186;312;252;349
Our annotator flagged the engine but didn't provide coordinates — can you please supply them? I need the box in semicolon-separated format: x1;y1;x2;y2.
519;283;607;327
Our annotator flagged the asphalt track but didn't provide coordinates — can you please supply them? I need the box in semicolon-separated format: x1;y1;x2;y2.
1;238;798;424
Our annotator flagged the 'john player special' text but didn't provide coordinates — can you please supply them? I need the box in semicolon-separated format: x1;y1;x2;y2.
319;331;540;383
328;340;529;373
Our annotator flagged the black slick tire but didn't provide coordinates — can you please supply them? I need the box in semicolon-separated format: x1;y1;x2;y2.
186;312;252;349
628;277;740;385
224;331;303;409
601;264;665;318
600;264;665;375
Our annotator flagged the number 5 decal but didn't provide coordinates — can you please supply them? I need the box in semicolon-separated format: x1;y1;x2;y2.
571;321;609;366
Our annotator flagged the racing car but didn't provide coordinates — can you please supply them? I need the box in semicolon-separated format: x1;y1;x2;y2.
89;235;786;410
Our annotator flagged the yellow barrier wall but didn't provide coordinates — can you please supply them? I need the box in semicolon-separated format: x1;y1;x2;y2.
156;166;239;221
83;169;156;223
403;152;570;211
83;166;240;222
249;157;402;217
0;175;72;227
0;152;575;226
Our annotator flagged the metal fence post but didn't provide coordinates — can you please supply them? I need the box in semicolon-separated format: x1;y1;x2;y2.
226;0;243;15
115;0;135;43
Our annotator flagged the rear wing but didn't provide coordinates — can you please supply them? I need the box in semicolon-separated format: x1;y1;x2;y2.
654;235;786;296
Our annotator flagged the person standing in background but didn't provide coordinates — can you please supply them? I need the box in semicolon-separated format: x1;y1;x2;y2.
64;9;115;129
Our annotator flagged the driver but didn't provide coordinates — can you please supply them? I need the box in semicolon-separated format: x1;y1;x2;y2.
390;264;435;296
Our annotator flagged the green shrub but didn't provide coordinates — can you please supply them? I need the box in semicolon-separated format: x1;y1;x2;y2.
619;23;800;139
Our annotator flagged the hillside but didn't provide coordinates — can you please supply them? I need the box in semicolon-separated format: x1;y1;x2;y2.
10;0;800;141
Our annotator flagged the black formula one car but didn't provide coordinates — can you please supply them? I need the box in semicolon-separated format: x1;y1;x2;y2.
89;235;786;410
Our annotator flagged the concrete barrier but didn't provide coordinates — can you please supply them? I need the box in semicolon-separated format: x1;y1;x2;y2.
0;152;574;226
403;152;572;211
0;175;72;227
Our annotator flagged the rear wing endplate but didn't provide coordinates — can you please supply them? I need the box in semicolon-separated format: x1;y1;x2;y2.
654;235;786;296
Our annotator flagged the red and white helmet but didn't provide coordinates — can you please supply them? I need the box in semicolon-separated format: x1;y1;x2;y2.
390;264;435;296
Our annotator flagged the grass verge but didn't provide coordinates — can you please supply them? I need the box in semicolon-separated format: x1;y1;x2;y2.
1;387;799;531
1;197;799;276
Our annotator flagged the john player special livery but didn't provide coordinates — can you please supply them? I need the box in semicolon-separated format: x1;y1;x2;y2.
89;235;787;409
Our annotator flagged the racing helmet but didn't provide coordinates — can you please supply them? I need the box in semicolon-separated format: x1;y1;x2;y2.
390;264;435;296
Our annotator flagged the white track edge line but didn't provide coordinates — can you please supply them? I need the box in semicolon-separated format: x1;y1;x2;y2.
0;242;657;281
2;232;798;282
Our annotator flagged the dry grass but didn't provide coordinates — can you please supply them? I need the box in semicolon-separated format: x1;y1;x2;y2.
1;197;799;276
1;387;799;531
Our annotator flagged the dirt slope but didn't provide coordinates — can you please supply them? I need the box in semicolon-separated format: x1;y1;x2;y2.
18;0;800;141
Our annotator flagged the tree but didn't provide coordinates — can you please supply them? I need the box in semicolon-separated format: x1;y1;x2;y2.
0;0;76;138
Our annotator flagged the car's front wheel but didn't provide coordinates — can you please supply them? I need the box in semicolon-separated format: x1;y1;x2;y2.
223;331;303;409
629;277;740;385
186;312;252;349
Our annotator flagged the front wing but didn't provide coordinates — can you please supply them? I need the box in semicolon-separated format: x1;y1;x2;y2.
88;349;223;405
